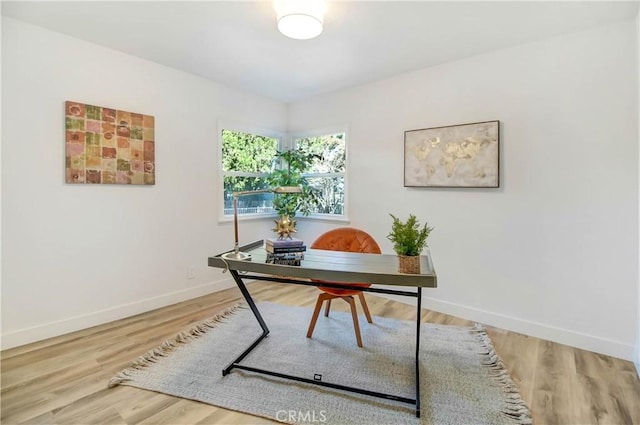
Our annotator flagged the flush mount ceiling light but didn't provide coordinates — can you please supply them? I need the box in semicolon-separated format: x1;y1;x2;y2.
275;0;326;40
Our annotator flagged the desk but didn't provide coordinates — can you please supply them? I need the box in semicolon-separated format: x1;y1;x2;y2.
208;240;437;418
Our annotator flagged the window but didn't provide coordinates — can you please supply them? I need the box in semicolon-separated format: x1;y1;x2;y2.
221;128;280;217
220;126;347;220
295;132;346;217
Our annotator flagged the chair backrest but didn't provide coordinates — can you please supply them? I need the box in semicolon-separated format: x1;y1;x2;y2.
311;227;381;254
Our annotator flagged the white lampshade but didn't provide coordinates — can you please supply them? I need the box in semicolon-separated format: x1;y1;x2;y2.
275;0;326;40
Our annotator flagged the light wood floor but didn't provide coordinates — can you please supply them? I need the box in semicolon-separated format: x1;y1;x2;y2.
2;282;639;425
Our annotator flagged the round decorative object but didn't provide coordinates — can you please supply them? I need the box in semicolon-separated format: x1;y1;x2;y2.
272;215;297;240
398;255;420;274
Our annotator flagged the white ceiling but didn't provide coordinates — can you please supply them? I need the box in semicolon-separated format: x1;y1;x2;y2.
2;1;638;102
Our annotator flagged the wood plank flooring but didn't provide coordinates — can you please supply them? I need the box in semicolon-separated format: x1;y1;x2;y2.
2;281;639;424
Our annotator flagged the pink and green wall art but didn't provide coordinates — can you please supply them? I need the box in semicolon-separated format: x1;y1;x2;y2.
65;101;155;185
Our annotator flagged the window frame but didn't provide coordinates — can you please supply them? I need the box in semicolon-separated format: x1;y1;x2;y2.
290;125;349;222
218;122;349;223
218;121;284;223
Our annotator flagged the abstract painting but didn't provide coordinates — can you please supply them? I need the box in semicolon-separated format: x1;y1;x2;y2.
65;101;155;185
404;120;499;188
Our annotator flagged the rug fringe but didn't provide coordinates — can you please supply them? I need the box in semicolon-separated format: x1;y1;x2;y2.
108;304;245;388
471;323;533;425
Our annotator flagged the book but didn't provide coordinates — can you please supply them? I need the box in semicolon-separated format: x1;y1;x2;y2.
266;245;307;254
266;251;305;264
269;257;302;266
265;238;304;248
266;252;304;266
267;251;305;260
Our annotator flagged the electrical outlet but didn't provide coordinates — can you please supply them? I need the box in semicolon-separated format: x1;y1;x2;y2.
187;266;196;279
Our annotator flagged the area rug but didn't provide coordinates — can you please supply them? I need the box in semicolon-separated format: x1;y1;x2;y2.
109;302;532;425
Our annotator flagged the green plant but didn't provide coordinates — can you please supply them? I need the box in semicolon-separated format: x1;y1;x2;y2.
266;148;320;218
387;213;433;256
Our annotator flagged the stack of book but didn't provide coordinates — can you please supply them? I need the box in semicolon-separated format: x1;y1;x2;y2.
265;238;306;266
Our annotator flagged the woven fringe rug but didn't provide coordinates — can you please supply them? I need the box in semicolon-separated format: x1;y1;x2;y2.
109;302;532;425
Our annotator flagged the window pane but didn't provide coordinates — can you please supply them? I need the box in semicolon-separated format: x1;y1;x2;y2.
223;176;274;215
222;129;278;172
296;133;345;173
306;176;344;215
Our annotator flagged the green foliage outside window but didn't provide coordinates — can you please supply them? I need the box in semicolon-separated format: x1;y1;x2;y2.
221;129;346;217
297;134;345;173
221;130;278;214
221;129;278;192
296;133;345;215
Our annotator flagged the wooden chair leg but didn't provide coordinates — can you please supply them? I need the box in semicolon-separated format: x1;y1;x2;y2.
307;294;328;338
308;292;368;347
345;296;363;347
357;292;373;324
324;298;332;317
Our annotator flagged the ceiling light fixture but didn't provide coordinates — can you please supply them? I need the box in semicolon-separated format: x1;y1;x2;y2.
275;0;326;40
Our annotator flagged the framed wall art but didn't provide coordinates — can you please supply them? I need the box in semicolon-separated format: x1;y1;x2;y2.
65;101;155;185
404;120;499;188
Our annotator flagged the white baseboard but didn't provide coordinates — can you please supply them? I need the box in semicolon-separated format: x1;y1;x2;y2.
4;280;635;364
379;293;635;361
1;277;236;351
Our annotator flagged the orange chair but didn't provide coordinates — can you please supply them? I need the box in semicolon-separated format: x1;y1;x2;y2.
306;228;381;347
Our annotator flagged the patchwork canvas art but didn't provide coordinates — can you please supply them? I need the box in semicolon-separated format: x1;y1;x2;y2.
65;101;155;185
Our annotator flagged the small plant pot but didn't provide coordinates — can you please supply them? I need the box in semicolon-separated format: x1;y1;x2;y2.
397;255;420;274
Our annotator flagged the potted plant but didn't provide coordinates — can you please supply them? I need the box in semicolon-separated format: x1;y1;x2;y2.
266;148;320;237
387;213;434;274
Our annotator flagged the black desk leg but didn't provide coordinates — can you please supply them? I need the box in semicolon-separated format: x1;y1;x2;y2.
222;270;270;376
221;271;423;418
415;287;422;418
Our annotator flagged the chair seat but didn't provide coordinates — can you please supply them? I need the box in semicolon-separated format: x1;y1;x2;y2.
316;281;370;297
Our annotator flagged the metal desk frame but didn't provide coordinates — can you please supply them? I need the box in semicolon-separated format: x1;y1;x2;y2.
208;240;437;418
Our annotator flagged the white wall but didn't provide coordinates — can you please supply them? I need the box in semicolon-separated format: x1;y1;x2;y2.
289;20;639;360
2;16;638;363
0;17;287;349
636;12;640;374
